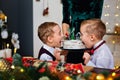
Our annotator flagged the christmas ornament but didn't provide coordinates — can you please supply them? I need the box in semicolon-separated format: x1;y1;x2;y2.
0;58;11;72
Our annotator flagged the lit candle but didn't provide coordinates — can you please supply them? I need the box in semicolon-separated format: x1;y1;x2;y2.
7;43;9;48
5;49;12;58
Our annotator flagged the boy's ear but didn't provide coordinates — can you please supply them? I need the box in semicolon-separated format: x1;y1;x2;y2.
90;34;95;41
47;36;53;43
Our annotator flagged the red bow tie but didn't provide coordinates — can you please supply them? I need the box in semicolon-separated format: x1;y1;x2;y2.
87;41;106;55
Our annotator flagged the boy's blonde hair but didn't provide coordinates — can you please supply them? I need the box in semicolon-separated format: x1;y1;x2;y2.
81;18;106;39
38;22;58;43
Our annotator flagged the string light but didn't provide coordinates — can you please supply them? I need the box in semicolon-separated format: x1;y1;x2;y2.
77;70;81;74
114;0;120;27
116;5;119;9
115;23;119;26
11;65;15;69
115;14;119;17
96;74;105;80
112;41;115;44
65;76;71;80
112;72;116;77
105;22;109;25
20;68;24;72
114;31;117;34
103;0;120;33
104;13;109;16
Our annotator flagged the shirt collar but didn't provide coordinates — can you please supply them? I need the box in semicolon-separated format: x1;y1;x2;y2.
43;44;55;55
93;40;104;49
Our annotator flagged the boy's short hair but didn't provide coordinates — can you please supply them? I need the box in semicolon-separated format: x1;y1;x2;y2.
38;22;58;43
81;18;106;39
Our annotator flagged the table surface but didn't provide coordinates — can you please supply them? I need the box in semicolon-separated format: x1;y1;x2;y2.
84;66;120;74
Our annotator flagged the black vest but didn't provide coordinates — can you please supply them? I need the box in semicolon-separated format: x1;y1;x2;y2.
38;47;56;61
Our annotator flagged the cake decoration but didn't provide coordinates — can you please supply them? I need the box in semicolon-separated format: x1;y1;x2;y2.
63;27;85;49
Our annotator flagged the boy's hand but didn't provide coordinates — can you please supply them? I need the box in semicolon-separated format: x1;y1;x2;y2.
54;49;61;61
83;52;90;65
62;23;70;37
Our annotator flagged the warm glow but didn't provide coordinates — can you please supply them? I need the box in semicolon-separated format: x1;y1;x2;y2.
112;41;115;44
114;65;119;69
114;31;117;34
107;77;113;80
104;13;110;16
11;65;15;69
65;76;71;80
105;5;110;8
107;5;110;8
115;14;119;17
115;23;119;26
0;61;3;67
107;29;111;32
104;0;120;33
20;68;24;72
116;6;119;8
4;16;7;22
96;74;105;80
106;22;109;25
77;70;81;73
112;72;116;77
7;43;9;48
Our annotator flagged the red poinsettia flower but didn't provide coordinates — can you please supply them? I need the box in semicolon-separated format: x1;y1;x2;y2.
5;57;13;64
38;68;46;73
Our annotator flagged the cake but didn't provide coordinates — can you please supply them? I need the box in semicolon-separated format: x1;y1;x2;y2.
63;40;85;49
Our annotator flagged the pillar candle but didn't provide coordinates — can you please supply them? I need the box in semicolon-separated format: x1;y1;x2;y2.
5;48;12;58
0;49;6;58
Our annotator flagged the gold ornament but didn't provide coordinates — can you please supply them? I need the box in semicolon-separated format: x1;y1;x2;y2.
0;58;11;72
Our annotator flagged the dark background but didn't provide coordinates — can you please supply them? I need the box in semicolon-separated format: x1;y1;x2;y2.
0;0;33;56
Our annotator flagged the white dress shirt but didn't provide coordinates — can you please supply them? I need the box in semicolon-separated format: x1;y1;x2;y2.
87;40;114;69
40;44;55;61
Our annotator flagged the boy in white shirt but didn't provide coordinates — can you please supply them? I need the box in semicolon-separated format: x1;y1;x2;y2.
38;22;63;61
80;18;114;69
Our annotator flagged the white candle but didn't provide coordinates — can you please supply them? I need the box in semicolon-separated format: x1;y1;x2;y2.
5;49;12;58
0;49;6;58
